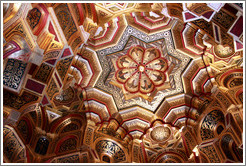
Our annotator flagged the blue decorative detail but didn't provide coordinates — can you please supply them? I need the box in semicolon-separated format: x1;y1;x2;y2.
3;59;27;90
35;137;49;155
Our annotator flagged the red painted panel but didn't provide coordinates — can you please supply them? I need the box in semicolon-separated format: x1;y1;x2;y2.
48;22;59;42
62;48;72;58
202;11;214;19
25;79;45;94
45;59;56;65
28;63;38;75
236;41;243;50
230;16;243;37
185;12;196;20
41;95;49;105
223;4;238;15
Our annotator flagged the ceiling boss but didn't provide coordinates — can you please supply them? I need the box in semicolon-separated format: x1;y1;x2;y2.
112;45;168;101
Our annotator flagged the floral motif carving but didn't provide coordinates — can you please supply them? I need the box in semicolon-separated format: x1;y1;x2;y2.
200;145;221;163
150;126;171;142
57;154;80;163
26;8;42;30
34;63;53;83
46;78;59;99
56;57;73;81
200;110;224;141
213;10;236;30
3;90;38;110
61;123;79;133
3;126;25;162
3;59;27;90
114;46;168;100
17;119;30;143
58;138;77;153
96;140;126;163
54;4;78;41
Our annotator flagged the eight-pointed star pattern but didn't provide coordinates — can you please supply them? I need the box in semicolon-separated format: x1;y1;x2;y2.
95;26;191;112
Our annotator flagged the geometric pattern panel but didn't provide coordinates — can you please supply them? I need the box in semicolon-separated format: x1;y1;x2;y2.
56;57;73;81
3;59;27;90
34;63;53;83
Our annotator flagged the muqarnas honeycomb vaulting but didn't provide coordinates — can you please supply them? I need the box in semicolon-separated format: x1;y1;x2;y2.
2;2;243;163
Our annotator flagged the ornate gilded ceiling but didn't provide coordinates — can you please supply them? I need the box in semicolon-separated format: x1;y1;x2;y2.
95;26;189;111
2;2;244;164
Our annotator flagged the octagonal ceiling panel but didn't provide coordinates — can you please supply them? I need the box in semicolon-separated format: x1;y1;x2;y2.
95;25;191;112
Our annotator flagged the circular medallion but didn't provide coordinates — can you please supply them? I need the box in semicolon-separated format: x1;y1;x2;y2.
214;45;234;58
150;126;171;142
